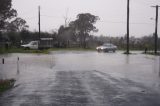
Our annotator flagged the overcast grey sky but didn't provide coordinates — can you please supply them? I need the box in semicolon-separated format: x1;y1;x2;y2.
13;0;160;37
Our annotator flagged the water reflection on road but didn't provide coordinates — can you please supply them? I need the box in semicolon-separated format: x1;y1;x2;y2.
0;51;160;91
0;51;160;106
52;51;160;90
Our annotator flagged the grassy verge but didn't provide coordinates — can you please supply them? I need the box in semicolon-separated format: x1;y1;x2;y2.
0;47;50;54
49;48;95;51
1;48;95;54
143;52;160;56
0;47;96;54
0;79;16;93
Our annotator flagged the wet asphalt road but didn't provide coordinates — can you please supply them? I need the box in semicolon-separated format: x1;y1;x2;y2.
0;51;160;106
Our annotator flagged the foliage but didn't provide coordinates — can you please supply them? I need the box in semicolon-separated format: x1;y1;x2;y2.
1;31;56;47
6;17;29;32
0;28;159;51
57;25;76;48
0;0;28;33
0;79;15;92
70;13;99;48
74;13;99;33
0;47;50;54
145;52;160;56
56;13;99;48
0;0;17;31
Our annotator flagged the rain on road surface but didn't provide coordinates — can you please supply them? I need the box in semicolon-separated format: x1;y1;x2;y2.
0;51;160;106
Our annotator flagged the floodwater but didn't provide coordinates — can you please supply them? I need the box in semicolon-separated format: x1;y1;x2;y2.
0;51;160;106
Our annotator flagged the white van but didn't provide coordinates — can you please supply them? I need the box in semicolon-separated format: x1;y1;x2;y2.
21;41;39;50
21;38;54;50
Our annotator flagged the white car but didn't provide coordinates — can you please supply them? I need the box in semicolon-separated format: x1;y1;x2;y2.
96;43;117;52
21;41;39;50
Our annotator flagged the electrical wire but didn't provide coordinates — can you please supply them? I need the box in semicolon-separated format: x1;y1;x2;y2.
23;16;37;20
41;14;61;19
98;20;156;25
19;8;36;16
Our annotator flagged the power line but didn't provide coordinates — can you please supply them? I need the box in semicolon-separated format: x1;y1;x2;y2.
40;15;62;19
19;8;35;16
98;20;156;25
24;16;37;20
134;0;159;7
133;0;150;6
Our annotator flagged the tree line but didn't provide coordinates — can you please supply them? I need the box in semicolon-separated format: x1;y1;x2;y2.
2;29;159;50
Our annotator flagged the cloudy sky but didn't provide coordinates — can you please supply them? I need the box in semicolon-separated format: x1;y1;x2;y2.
13;0;160;37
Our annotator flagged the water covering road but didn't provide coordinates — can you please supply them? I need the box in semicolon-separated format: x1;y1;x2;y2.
0;51;160;106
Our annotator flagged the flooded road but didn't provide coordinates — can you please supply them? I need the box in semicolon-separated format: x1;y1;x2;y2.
0;51;160;106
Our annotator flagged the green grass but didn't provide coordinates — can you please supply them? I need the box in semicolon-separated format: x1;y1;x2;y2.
49;47;95;51
0;47;50;54
0;47;96;54
0;79;16;93
143;51;160;56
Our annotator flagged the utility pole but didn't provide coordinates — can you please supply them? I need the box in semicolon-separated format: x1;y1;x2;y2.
151;5;160;54
38;6;41;41
126;0;130;54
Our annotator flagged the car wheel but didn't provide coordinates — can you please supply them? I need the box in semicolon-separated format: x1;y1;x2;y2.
97;49;102;52
97;49;100;52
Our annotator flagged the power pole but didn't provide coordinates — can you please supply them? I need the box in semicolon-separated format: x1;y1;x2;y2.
151;5;160;54
38;6;41;41
126;0;130;54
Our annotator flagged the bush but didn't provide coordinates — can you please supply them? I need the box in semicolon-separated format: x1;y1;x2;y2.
0;79;16;92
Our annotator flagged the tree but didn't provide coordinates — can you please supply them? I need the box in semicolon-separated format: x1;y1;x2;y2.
6;17;29;32
57;25;74;47
71;13;99;48
0;0;17;31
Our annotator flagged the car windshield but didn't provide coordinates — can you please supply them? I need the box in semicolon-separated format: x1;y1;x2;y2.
103;43;113;46
29;41;37;45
